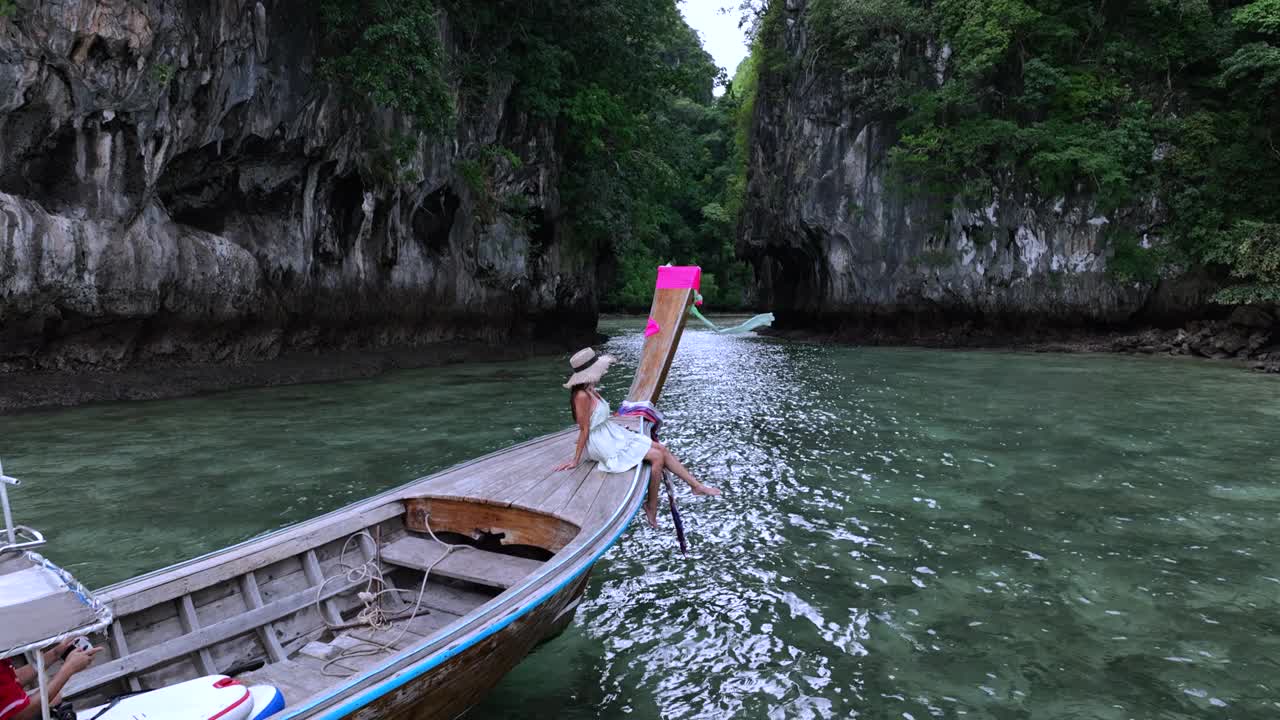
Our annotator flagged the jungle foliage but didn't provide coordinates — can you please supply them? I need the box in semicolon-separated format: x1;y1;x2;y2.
784;0;1280;299
317;0;753;310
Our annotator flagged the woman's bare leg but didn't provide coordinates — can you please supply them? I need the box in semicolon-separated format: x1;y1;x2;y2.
654;442;721;496
643;445;665;528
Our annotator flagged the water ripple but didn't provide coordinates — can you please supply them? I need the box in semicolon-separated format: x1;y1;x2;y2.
480;324;1280;718
7;319;1280;718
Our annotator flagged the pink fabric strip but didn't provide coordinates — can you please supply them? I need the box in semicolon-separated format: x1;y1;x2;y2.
654;265;702;290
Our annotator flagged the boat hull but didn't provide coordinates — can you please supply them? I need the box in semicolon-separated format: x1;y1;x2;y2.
59;265;700;719
346;572;591;720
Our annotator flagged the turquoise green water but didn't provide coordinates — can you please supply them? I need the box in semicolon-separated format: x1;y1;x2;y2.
4;320;1280;718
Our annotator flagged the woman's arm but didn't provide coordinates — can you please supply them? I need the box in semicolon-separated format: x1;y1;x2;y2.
14;647;101;720
554;392;594;471
13;642;71;686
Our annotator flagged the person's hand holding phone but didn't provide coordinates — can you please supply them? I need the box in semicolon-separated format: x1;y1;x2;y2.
62;646;101;675
58;637;92;661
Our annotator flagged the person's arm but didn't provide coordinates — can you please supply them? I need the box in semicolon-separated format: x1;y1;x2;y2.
554;392;594;471
13;647;100;720
13;642;71;686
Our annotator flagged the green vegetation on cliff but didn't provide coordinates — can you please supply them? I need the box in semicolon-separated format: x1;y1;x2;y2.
319;0;452;134
523;6;752;311
317;0;751;311
780;0;1280;300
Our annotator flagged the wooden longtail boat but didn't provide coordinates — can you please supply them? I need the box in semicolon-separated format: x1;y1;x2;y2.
44;267;702;719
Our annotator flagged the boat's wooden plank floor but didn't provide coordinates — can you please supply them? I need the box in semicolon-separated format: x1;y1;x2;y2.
239;609;466;704
410;416;645;533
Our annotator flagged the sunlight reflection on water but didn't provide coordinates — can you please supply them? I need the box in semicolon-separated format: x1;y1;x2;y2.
479;320;1280;719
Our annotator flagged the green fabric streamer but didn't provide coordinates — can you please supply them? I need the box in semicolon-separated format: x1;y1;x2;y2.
688;293;775;335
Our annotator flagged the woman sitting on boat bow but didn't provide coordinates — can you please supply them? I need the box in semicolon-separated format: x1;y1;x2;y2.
554;348;719;527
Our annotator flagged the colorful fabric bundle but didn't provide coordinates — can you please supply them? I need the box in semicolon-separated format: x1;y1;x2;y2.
617;400;664;436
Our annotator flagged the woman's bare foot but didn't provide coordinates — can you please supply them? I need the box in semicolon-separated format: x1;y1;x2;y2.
692;482;720;496
644;501;659;528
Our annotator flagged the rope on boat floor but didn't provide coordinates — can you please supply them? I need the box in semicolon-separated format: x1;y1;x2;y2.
312;516;469;676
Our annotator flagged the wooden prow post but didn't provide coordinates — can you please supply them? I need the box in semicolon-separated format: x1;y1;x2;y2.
626;266;701;406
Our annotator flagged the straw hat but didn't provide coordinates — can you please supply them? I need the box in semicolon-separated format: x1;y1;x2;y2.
563;347;615;388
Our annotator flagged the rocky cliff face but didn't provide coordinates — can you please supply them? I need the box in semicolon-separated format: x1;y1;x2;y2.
0;1;596;373
739;0;1214;338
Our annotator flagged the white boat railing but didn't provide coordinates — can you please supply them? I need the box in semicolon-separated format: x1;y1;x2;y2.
1;459;47;554
0;458;112;720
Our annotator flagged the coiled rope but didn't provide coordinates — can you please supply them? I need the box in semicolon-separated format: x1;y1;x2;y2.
312;515;469;676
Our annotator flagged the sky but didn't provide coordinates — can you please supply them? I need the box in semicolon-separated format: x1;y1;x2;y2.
679;0;750;79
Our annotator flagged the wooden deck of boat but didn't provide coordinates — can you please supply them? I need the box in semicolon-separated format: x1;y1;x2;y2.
240;417;650;714
398;415;645;537
62;419;650;708
58;270;698;720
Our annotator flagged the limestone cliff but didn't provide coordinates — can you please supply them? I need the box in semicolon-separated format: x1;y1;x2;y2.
739;0;1213;337
0;1;596;373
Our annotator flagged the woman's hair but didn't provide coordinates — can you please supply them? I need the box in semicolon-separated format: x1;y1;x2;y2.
569;383;589;423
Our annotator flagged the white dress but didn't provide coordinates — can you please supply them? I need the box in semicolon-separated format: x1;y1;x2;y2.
585;395;651;473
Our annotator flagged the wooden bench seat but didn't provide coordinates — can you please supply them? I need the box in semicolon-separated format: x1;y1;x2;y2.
380;536;543;590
